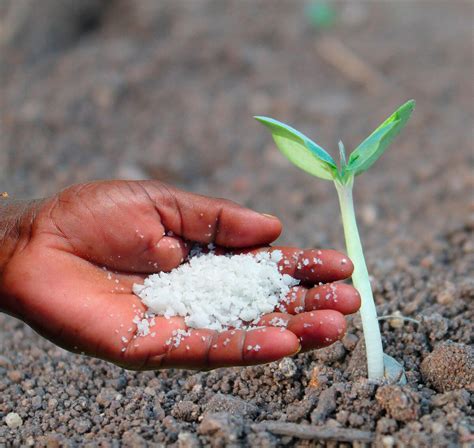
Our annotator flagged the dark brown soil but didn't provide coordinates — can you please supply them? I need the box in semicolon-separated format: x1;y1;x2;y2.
1;1;473;446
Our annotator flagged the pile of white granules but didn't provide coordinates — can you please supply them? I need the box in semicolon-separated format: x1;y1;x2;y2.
133;249;299;331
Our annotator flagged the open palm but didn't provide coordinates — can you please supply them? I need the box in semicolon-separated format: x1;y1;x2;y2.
2;180;360;370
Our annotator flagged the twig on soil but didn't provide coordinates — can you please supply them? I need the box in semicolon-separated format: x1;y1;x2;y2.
253;421;375;443
315;36;388;92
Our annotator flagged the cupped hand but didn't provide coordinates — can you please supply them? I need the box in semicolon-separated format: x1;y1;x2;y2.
1;180;360;370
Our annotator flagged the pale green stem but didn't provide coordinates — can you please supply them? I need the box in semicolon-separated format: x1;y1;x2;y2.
335;178;384;380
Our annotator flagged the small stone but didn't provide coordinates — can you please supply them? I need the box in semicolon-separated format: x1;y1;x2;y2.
177;432;200;448
314;341;346;363
285;396;317;422
375;385;420;422
376;417;398;434
144;386;156;396
5;412;23;429
7;370;22;383
73;418;92;434
198;412;243;441
96;388;118;407
162;415;180;433
0;355;11;368
205;393;258;418
348;412;365;427
360;204;378;225
113;375;128;390
387;311;404;329
37;434;62;447
381;435;396;448
308;366;321;388
463;239;474;253
420;342;474;392
436;282;456;305
278;358;297;378
31;396;42;410
420;255;435;268
342;333;358;351
335;409;349;424
421;313;449;341
122;431;146;446
172;400;201;422
431;389;470;408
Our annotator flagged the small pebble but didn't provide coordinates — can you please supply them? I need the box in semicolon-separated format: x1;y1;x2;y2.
278;358;297;378
5;412;23;429
7;370;22;383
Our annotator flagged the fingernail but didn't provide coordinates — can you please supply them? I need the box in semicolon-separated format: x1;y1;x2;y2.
261;213;278;220
292;343;302;355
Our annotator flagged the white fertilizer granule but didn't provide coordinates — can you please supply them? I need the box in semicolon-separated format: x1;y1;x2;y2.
133;250;299;331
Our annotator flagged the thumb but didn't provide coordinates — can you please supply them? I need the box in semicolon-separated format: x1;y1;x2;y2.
139;181;283;248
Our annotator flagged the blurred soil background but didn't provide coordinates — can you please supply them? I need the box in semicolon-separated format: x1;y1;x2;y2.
0;1;473;446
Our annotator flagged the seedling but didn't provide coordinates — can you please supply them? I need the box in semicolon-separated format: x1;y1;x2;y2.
305;1;337;29
256;100;415;381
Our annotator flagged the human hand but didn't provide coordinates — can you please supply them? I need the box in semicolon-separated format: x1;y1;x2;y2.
0;180;360;370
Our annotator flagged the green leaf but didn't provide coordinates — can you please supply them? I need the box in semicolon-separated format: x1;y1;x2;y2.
347;100;415;176
254;116;337;181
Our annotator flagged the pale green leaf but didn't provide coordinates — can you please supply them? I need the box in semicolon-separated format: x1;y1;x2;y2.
255;116;337;181
347;100;415;176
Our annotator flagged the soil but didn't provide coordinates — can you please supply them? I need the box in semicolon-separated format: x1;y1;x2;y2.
0;1;473;446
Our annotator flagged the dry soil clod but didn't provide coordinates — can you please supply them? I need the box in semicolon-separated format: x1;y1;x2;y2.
375;384;421;422
420;341;474;392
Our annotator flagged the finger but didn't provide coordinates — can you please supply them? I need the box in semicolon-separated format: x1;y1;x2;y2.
118;316;189;369
123;325;300;370
107;235;189;274
305;283;361;315
259;310;346;351
99;306;299;370
138;235;190;273
276;284;360;315
258;312;291;327
154;327;300;369
138;181;282;247
80;313;199;370
286;310;346;351
274;286;307;314
247;247;353;284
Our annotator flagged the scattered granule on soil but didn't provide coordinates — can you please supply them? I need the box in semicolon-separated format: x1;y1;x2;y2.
133;250;299;331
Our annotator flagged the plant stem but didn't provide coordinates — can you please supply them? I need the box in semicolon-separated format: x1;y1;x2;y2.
335;178;384;380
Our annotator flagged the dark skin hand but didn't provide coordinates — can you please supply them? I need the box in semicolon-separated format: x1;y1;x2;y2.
0;180;360;370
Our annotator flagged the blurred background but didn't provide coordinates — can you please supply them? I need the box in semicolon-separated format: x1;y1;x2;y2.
1;0;472;253
1;2;473;445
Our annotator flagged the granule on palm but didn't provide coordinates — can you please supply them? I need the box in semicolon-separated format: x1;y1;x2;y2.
133;250;299;331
